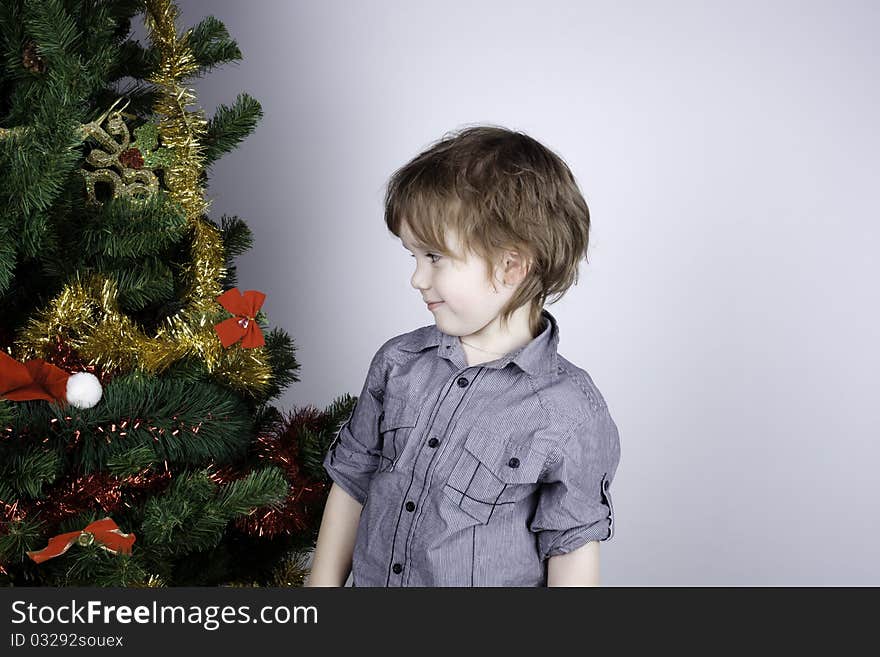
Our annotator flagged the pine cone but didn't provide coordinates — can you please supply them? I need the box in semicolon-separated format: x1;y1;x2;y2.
22;40;46;74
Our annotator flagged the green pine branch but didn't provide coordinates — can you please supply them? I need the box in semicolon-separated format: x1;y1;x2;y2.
79;194;189;259
188;15;242;77
0;445;61;499
203;93;262;167
141;466;287;557
254;327;300;405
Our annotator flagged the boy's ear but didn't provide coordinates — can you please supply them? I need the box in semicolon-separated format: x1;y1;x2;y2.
499;249;532;287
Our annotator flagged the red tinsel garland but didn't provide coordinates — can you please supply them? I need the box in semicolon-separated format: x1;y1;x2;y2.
210;406;330;538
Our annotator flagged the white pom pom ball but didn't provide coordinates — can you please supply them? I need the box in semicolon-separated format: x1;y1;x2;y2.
66;372;103;409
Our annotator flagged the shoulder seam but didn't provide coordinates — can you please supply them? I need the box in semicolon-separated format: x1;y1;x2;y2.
556;358;606;416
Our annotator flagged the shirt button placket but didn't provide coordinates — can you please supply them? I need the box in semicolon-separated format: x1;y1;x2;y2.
394;369;475;586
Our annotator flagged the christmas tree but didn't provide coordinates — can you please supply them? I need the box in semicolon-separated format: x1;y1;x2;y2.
0;0;349;586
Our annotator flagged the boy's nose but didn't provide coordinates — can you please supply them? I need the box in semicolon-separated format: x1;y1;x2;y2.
410;268;429;291
411;278;430;294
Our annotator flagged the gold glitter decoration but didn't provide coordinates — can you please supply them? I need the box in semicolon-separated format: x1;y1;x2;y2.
11;0;273;395
78;97;176;205
80;98;161;205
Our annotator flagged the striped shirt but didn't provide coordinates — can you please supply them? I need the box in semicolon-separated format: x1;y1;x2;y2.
322;308;620;587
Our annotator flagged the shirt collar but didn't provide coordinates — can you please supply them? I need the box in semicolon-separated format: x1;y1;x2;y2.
399;308;560;377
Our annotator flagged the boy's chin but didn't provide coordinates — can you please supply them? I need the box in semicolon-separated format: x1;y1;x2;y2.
434;314;476;336
432;315;453;332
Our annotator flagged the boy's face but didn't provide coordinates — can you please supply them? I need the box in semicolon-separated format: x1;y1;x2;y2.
398;219;524;338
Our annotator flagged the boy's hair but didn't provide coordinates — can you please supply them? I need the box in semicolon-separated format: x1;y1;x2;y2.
384;124;590;338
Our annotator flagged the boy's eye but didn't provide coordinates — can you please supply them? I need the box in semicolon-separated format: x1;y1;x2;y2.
410;253;441;263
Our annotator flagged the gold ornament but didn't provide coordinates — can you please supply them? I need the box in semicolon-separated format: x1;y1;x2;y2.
80;98;164;205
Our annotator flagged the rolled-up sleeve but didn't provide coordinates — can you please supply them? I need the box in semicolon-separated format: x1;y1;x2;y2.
529;407;621;561
321;346;388;505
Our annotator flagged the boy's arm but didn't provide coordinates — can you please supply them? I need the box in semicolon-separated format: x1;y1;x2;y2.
529;408;620;587
304;483;363;586
305;344;389;586
547;540;600;587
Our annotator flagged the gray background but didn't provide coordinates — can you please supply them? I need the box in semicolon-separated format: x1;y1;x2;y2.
135;0;878;585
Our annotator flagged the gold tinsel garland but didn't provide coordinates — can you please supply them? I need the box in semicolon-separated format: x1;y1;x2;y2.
10;0;272;395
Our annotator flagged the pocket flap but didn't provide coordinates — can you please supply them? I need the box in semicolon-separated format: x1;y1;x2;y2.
379;396;418;432
462;427;547;484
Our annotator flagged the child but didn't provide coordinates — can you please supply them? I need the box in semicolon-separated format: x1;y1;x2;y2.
306;125;620;587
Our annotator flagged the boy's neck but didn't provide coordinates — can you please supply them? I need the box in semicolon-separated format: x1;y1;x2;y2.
458;304;537;365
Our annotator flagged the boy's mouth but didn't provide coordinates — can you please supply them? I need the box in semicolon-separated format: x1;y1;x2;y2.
426;301;444;310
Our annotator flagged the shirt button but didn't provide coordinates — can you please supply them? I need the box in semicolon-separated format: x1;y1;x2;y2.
427;437;439;447
457;376;469;387
392;563;403;574
405;501;415;512
508;457;520;468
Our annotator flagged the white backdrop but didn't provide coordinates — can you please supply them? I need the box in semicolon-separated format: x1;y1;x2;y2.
135;0;880;585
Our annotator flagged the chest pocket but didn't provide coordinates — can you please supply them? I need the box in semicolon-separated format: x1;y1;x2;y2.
377;396;419;473
442;426;548;525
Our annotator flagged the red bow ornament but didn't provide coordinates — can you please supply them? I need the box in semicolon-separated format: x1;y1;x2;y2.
0;350;70;403
27;517;136;564
213;287;266;348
